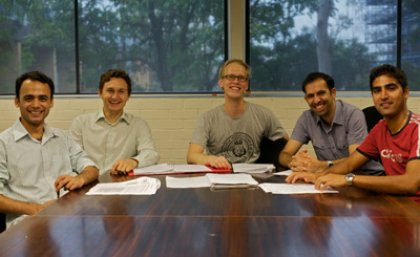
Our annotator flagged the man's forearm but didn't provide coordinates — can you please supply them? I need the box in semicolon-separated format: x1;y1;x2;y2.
0;195;43;215
350;174;418;195
187;152;210;165
78;166;99;185
279;152;292;168
325;160;353;175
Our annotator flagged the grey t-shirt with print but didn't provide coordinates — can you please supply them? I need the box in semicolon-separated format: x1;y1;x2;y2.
191;102;286;163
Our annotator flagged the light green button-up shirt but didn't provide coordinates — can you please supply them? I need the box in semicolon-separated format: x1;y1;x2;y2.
69;110;159;174
0;120;97;227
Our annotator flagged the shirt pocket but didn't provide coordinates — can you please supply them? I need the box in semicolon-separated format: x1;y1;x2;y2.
10;150;42;187
42;144;74;177
313;141;349;160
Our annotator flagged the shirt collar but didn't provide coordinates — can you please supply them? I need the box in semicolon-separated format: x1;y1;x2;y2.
95;110;130;125
315;99;344;126
12;119;57;142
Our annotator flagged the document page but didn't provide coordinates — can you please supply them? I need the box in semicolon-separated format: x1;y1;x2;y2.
206;173;259;186
166;176;211;188
166;173;259;189
172;164;212;172
273;169;293;176
86;177;161;195
132;163;173;175
131;164;214;176
259;183;338;194
232;163;275;174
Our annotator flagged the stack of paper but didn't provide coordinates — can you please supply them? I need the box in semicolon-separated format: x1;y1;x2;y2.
130;163;231;176
259;183;338;194
86;177;161;195
232;163;275;173
273;169;293;176
166;173;258;189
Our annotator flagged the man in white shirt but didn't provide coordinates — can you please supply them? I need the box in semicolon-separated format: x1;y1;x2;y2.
0;71;99;228
69;69;159;175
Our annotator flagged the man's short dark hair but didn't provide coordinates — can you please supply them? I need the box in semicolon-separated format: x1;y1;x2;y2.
15;71;55;99
369;64;407;91
301;72;335;93
99;69;132;95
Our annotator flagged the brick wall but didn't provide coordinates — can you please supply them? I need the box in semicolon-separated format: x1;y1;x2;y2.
1;95;419;163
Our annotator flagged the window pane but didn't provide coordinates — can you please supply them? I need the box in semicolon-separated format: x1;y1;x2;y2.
402;0;420;91
78;0;225;93
249;0;398;91
0;0;76;94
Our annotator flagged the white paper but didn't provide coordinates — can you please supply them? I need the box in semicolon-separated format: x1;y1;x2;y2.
132;163;212;175
172;164;212;172
86;177;161;195
166;176;211;188
206;173;259;186
259;183;338;194
273;169;293;176
166;173;258;189
132;163;173;174
232;163;275;174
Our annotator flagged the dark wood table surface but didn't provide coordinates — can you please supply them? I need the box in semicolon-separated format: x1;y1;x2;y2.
1;173;419;257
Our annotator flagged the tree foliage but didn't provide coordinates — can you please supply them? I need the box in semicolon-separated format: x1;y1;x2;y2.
0;0;419;93
79;0;225;92
249;0;419;91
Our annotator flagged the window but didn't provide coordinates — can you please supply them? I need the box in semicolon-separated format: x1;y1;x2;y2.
401;0;420;89
2;1;418;94
0;0;76;94
0;0;226;94
249;0;420;91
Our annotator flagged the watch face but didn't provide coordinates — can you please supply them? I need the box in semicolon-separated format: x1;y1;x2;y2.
345;173;355;186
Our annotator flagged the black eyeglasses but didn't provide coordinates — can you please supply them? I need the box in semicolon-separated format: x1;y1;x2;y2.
222;74;249;82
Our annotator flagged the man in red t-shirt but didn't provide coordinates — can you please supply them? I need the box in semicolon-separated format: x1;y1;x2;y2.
287;64;420;196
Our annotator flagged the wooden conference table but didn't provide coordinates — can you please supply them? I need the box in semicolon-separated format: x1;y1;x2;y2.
0;173;419;257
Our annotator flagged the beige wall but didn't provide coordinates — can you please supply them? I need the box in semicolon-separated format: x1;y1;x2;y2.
1;95;419;164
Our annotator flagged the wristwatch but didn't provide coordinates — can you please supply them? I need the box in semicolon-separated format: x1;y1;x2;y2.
327;160;333;167
345;173;355;186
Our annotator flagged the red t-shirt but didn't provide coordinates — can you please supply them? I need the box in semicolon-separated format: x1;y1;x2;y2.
357;112;420;176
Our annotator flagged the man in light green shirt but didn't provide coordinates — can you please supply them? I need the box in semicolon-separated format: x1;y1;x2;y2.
69;69;159;175
0;71;99;228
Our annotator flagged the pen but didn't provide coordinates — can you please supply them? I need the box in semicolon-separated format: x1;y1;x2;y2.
57;190;60;199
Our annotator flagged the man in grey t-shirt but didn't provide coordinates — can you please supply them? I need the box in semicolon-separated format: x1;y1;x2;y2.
187;59;288;169
279;72;383;175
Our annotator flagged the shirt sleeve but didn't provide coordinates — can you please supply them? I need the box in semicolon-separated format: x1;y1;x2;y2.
356;126;380;160
131;120;160;168
66;131;97;173
0;139;8;194
68;115;83;148
190;113;209;147
265;109;286;141
409;125;420;160
346;108;369;146
290;113;310;144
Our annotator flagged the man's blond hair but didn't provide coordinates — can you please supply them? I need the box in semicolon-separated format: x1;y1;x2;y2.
218;59;251;79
